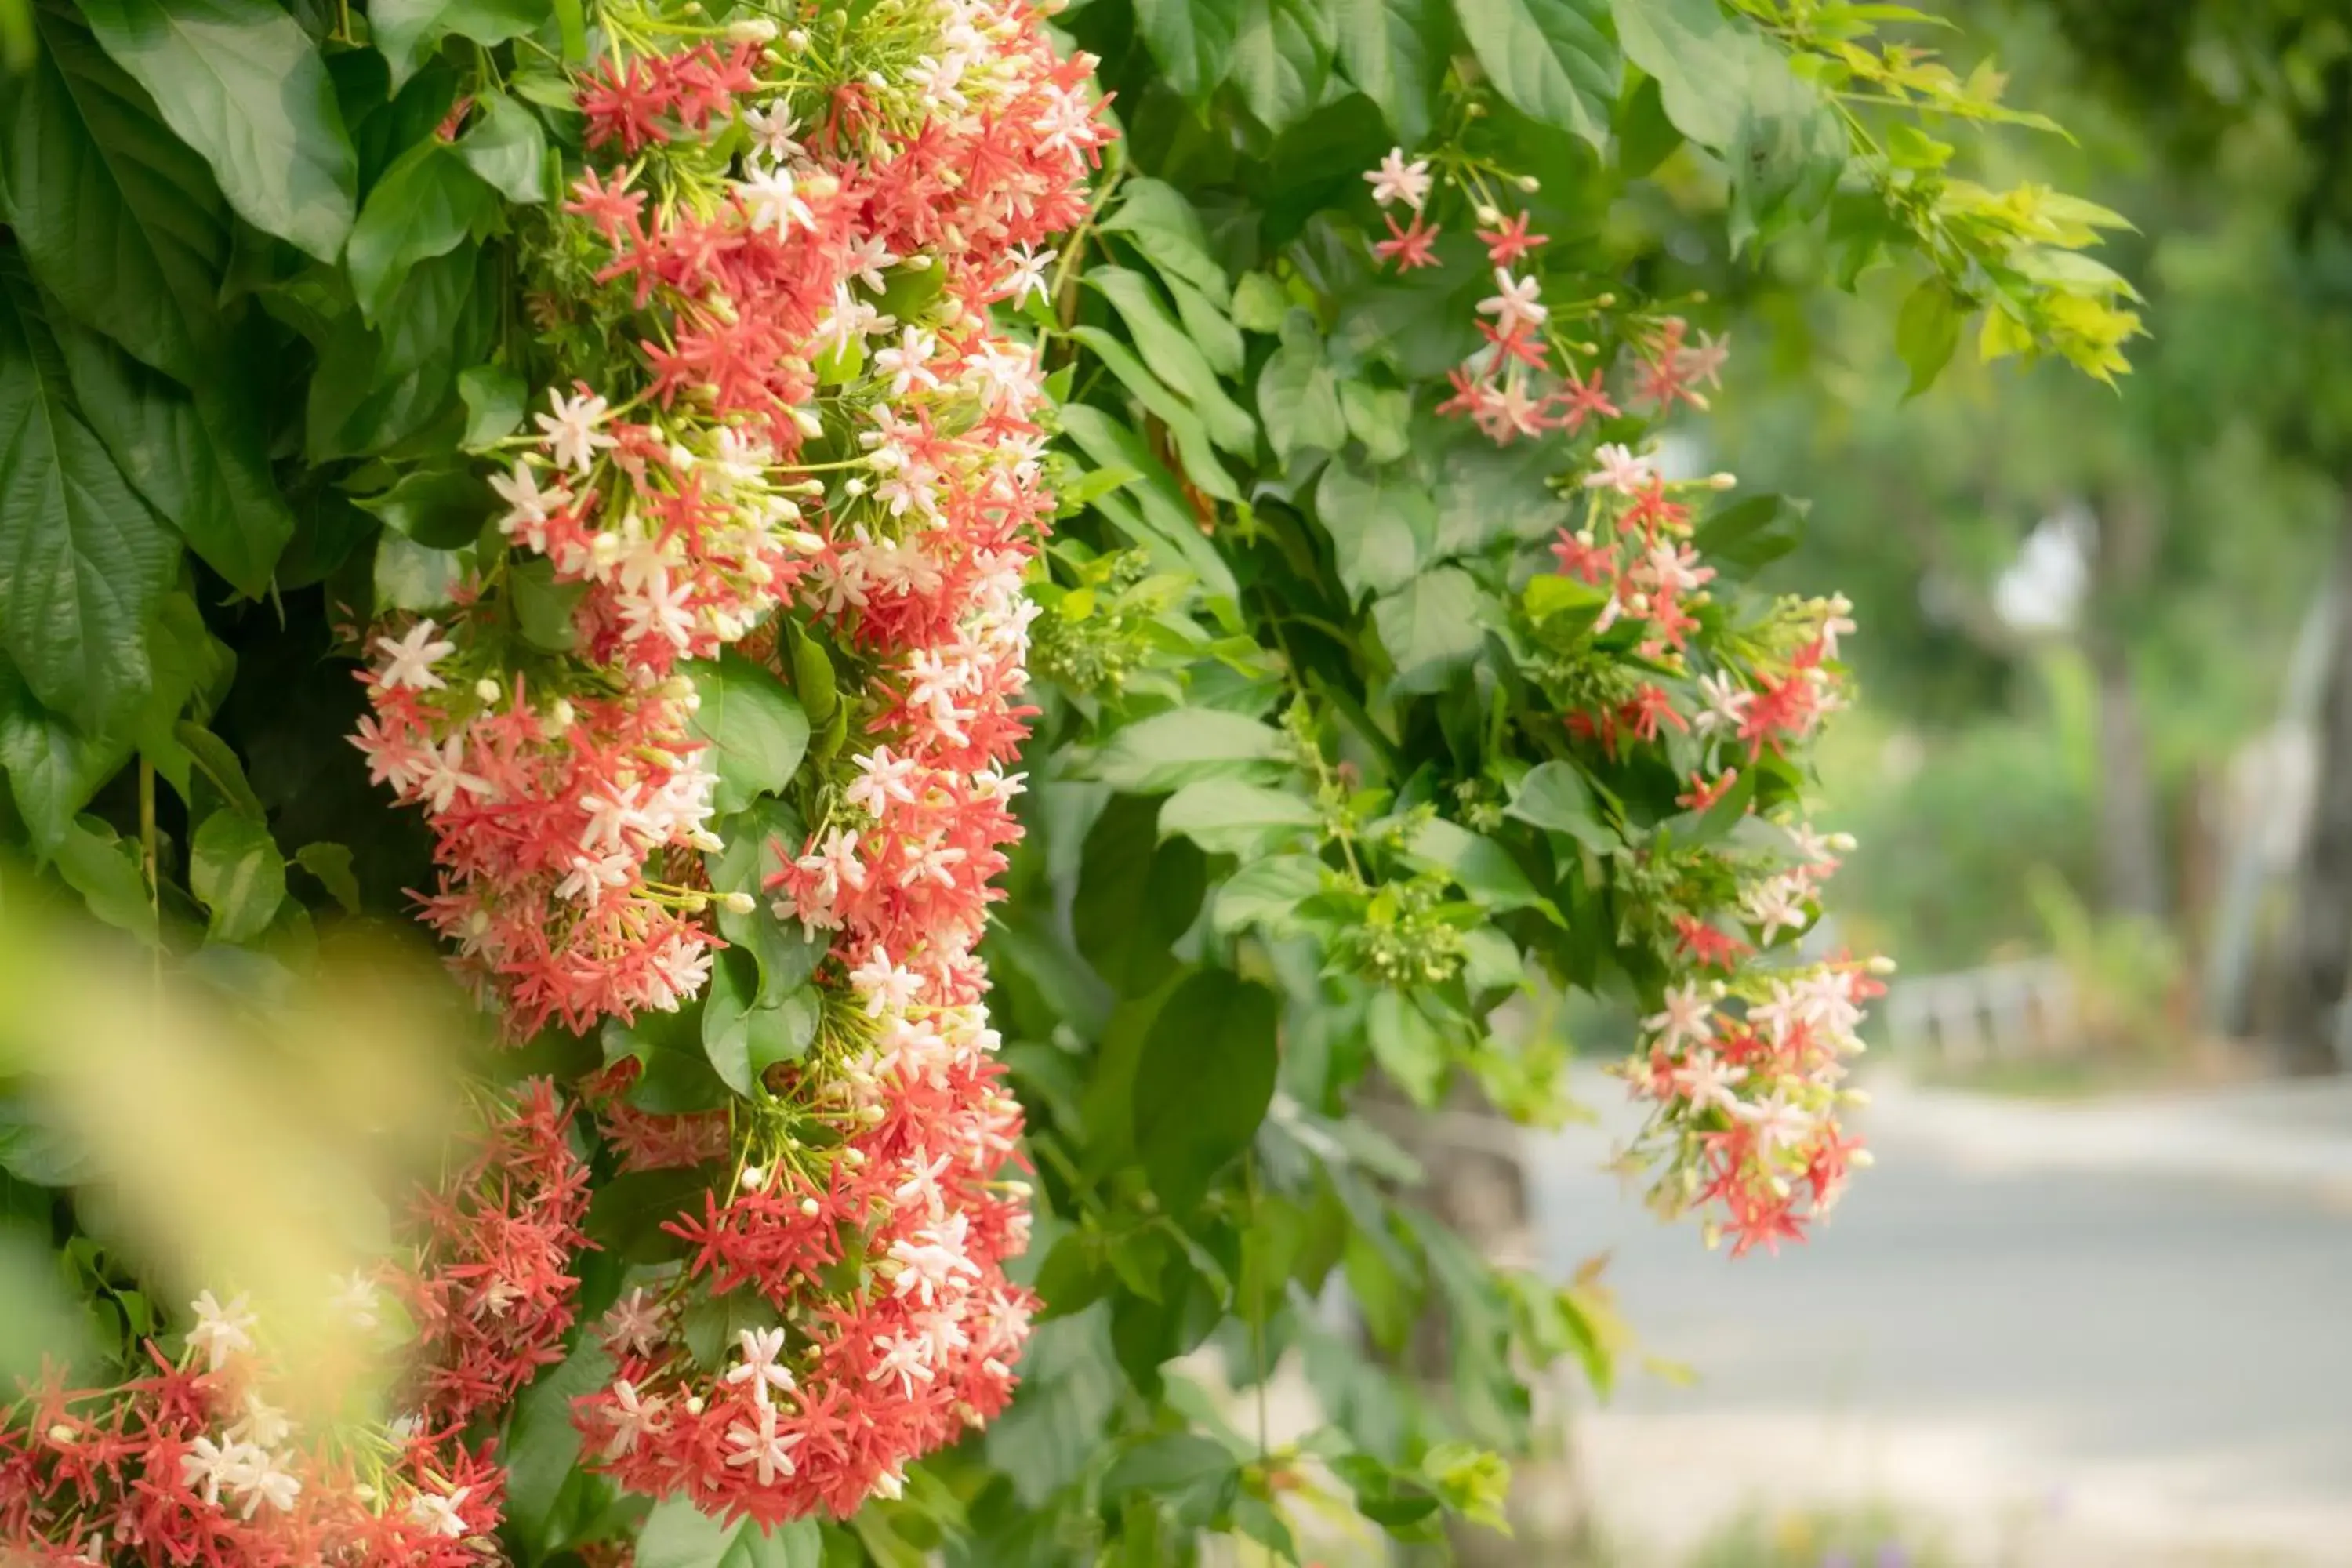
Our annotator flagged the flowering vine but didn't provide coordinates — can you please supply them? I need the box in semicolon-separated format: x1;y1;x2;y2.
1358;143;1887;1254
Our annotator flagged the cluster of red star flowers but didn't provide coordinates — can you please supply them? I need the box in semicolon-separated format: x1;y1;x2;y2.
559;0;1105;1521
0;1083;586;1564
1361;145;1886;1254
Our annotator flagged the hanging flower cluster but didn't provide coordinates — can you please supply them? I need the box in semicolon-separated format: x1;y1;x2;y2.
1362;145;1886;1254
552;0;1102;1520
0;1083;586;1564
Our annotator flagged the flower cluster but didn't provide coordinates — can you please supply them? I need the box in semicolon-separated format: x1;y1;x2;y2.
1361;143;1883;1253
538;0;1104;1525
0;1085;585;1563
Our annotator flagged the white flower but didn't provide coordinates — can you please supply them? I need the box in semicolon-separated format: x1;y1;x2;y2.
227;1391;292;1450
490;463;569;553
1581;441;1654;496
600;1287;666;1358
187;1291;256;1372
887;1214;982;1306
1364;147;1433;209
873;326;942;398
416;737;495;813
724;1404;802;1486
1642;982;1715;1054
1669;1050;1748;1119
723;1326;798;1407
601;1379;666;1458
534;388;616;475
406;1485;471;1539
739;104;804;162
180;1434;238;1506
1691;670;1751;736
1475;267;1548;338
373;620;456;692
1735;1089;1817;1160
1001;243;1052;309
738;164;815;234
330;1270;381;1333
848;944;925;1016
1029;82;1098;162
227;1446;302;1519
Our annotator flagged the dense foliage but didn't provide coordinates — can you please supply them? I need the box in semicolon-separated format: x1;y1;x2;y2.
0;0;2123;1561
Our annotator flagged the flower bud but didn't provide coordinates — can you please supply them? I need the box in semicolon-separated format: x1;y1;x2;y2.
723;891;756;914
800;1197;821;1217
784;27;809;48
474;677;501;704
1867;955;1897;976
1517;174;1540;192
1708;471;1739;490
844;477;868;496
550;699;576;730
728;16;778;39
740;1164;767;1189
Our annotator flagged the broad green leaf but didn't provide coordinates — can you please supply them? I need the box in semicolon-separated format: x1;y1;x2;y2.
172;720;265;818
1896;275;1962;397
1090;709;1289;793
347;143;499;324
0;260;177;734
583;1163;719;1262
702;950;817;1094
79;0;357;262
1158;779;1320;858
373;533;467;612
457;365;528;449
51;313;292;598
1367;988;1446;1104
1452;0;1615;147
0;4;229;383
0;659;130;852
1084;267;1256;455
1371;567;1486;695
1055;404;1239;603
985;1305;1121;1506
1231;271;1289;333
1434;437;1569;554
1133;969;1279;1211
456;88;549;201
706;798;821;1005
1066;326;1242;502
1316;459;1435;601
0;1101;96;1187
53;815;155;941
1165;274;1246;379
1211;853;1324;935
1102;1433;1239;1501
685;654;810;815
1693;492;1806;575
1232;0;1334;133
1340;382;1412;464
356;466;495;550
603;1006;732;1116
1506;761;1613;851
1133;0;1240;102
307;247;490;460
1335;0;1449;144
1399;817;1556;917
189;807;285;944
1100;179;1231;306
372;0;545;85
503;1337;613;1558
291;842;361;913
1612;0;1840;236
1073;795;1207;995
1257;313;1348;462
510;554;585;651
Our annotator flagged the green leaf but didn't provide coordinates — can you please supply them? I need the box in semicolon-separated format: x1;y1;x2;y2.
1073;795;1207;995
373;533;467;612
1066;325;1240;503
307;246;490;460
172;720;265;818
0;260;178;735
1257;313;1348;462
1399;817;1555;916
685;654;810;815
347;143;499;325
1084;267;1256;455
1132;969;1279;1211
1165;274;1246;380
603;1008;732;1117
584;1164;719;1264
0;1101;96;1187
1232;0;1334;134
188;808;285;944
456;88;547;201
355;466;495;550
1367;988;1446;1104
292;842;361;914
457;365;528;449
1506;761;1613;851
1133;0;1240;102
1055;404;1240;601
1452;0;1615;147
984;1305;1121;1507
1612;0;1840;236
510;554;585;651
53;815;155;941
1335;0;1448;144
1103;1433;1238;1500
1100;179;1230;306
706;798;820;1004
634;1494;823;1568
0;3;230;383
1896;275;1962;397
1693;492;1806;574
503;1337;613;1559
1158;779;1320;858
1210;852;1324;935
1316;459;1434;601
0;663;129;851
370;0;544;89
1230;271;1289;334
1371;567;1486;695
701;950;818;1095
1340;382;1412;465
50;313;292;599
79;0;357;262
1091;710;1290;793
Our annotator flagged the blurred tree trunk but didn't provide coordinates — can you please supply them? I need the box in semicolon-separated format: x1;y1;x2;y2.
2280;503;2352;1073
2086;492;2168;923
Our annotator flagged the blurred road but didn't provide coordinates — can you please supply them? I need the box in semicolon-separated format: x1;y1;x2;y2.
1524;1070;2352;1566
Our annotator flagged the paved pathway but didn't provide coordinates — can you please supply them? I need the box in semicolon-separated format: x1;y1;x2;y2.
1523;1070;2352;1566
